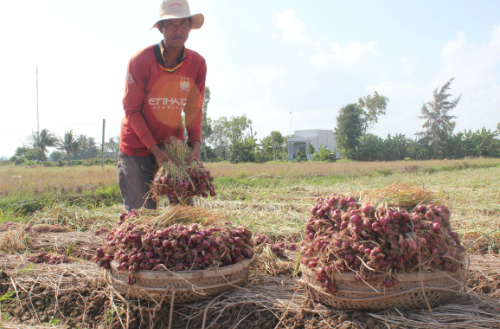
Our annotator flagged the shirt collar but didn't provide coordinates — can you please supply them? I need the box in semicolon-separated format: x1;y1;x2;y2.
160;41;187;62
157;41;186;73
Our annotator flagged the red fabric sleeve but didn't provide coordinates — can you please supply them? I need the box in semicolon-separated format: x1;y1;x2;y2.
122;55;157;150
184;58;207;143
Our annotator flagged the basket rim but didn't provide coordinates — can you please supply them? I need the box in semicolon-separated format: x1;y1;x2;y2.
110;257;254;280
300;263;464;282
300;279;461;301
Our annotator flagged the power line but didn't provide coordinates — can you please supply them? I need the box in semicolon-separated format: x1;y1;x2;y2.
0;121;102;129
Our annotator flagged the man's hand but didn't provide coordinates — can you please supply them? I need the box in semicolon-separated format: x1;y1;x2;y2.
186;141;201;164
151;144;175;168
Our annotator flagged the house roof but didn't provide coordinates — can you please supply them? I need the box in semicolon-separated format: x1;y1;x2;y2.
287;136;313;142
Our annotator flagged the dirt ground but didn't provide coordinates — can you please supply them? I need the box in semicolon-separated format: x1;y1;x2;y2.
0;231;499;329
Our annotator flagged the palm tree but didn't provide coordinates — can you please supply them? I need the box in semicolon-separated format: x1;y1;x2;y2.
29;129;58;163
417;78;461;158
57;130;82;161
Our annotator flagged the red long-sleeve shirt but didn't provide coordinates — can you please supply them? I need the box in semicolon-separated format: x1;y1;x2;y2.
120;44;206;156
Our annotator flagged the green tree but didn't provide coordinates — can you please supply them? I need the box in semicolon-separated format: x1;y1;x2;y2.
14;147;29;157
312;144;336;162
230;136;257;163
334;104;364;159
260;131;286;161
28;129;57;163
207;115;253;160
417;78;461;158
105;136;120;159
201;87;212;161
358;91;389;143
24;148;40;161
49;151;66;162
295;150;305;162
57;130;82;160
74;136;98;160
306;143;315;155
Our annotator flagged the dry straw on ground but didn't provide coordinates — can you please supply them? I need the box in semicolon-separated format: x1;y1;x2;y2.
207;158;500;178
1;252;498;329
127;206;231;229
0;227;106;260
358;182;447;209
0;226;32;253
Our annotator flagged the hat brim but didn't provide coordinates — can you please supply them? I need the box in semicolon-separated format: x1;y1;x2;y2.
153;13;204;30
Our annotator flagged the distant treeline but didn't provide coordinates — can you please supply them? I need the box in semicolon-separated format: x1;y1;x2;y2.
5;79;500;166
7;129;119;166
333;78;500;161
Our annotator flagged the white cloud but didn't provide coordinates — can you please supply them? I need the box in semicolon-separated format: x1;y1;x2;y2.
365;26;500;139
275;9;378;68
311;40;379;67
256;69;285;84
276;9;308;44
398;58;416;78
433;26;500;131
0;1;127;157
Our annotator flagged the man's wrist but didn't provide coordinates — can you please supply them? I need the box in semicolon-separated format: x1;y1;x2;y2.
150;144;161;155
190;140;201;149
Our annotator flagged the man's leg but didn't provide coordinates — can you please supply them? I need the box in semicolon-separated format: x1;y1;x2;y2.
117;151;157;211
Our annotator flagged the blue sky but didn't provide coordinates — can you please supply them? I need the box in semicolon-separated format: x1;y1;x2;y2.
1;0;500;158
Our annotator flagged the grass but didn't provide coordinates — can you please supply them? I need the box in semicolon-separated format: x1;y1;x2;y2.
206;158;500;179
0;185;121;215
0;159;499;251
204;165;500;243
0;164;118;197
1;159;500;197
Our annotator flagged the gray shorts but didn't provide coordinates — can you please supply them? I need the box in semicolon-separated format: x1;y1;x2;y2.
117;151;157;211
117;151;194;211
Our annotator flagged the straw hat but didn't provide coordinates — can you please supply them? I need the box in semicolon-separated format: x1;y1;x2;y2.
153;0;204;30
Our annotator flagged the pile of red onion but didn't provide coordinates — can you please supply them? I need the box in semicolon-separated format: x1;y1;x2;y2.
153;163;215;202
26;252;71;265
300;194;465;294
119;210;141;223
94;221;254;285
254;233;298;256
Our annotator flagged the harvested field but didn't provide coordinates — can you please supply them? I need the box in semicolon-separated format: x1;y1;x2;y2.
0;236;499;329
0;162;499;328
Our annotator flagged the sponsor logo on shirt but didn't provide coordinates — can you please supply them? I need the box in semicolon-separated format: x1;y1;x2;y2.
167;0;184;8
127;73;135;84
148;98;187;111
180;78;190;91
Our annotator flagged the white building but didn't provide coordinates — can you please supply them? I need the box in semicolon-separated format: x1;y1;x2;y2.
287;130;339;159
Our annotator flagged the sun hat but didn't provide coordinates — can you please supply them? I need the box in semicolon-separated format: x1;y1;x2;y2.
153;0;204;30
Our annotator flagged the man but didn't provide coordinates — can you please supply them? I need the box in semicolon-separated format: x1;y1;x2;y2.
118;0;206;211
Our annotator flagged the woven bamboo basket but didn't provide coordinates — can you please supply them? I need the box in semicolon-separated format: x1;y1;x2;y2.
106;258;254;304
299;264;463;310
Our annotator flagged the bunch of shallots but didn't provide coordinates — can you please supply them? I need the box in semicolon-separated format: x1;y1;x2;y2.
153;162;215;201
254;233;298;256
152;138;215;203
300;193;464;294
94;221;254;285
26;252;71;265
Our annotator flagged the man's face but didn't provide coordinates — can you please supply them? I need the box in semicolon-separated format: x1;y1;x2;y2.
159;18;191;48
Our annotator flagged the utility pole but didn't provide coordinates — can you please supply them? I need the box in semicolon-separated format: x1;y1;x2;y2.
290;111;292;135
36;66;39;138
36;66;40;163
272;132;276;161
101;119;106;168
